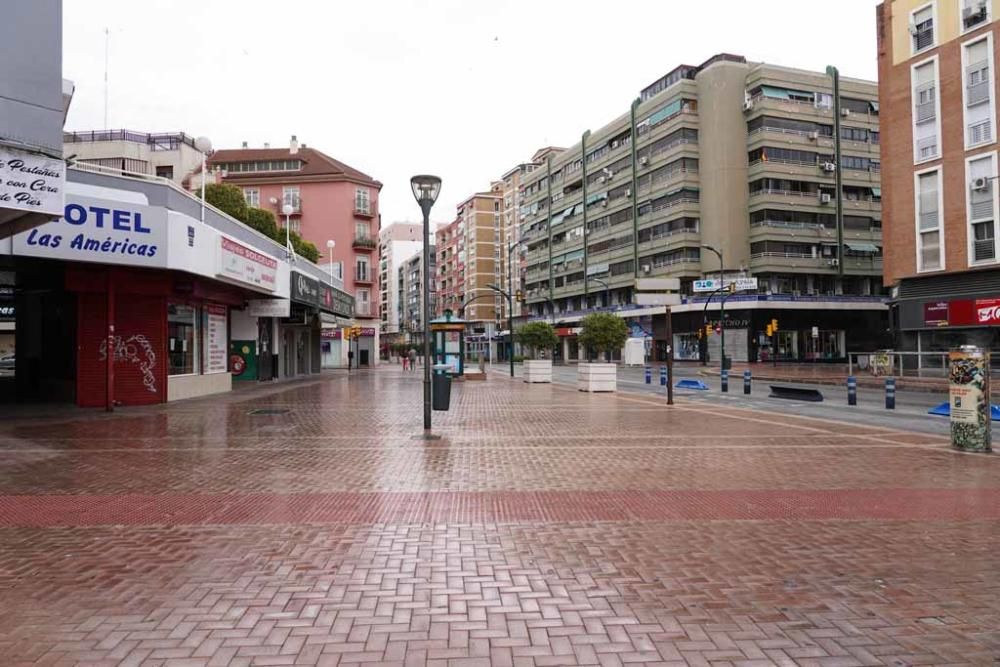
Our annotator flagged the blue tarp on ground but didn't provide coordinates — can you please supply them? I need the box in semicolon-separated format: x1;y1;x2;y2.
928;402;1000;421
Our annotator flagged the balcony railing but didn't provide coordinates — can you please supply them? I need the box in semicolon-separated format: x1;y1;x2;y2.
354;203;374;217
352;235;377;249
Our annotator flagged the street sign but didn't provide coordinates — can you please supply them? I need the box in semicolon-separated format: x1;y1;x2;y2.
692;277;758;293
634;293;682;306
634;278;680;291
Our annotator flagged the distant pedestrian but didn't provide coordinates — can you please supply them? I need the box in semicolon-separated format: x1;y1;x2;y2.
402;355;409;371
408;348;417;371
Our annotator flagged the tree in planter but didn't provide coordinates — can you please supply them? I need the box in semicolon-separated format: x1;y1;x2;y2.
515;321;558;360
577;312;628;362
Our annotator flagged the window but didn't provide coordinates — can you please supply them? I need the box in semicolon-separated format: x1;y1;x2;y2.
911;3;935;53
912;57;941;163
356;288;371;316
961;0;990;32
155;165;174;180
963;35;995;149
282;186;301;211
356;255;370;282
967;153;998;263
355;187;371;214
167;304;199;375
243;187;260;208
915;168;943;272
355;221;370;239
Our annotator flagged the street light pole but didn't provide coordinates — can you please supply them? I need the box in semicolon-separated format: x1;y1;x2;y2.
701;244;725;369
588;276;610;309
410;175;442;434
194;136;212;224
507;240;515;378
826;65;845;278
326;240;336;282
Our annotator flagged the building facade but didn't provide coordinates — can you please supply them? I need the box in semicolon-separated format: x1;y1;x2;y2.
519;53;888;363
498;159;544;320
63;130;205;185
878;0;1000;359
207;137;382;363
378;222;423;341
397;246;436;345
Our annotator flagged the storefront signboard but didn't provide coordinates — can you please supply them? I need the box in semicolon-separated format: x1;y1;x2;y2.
218;236;277;291
948;347;991;452
0;145;65;217
248;298;291;318
12;196;168;267
290;271;320;306
204;304;228;374
320;283;354;317
923;301;949;327
975;298;1000;325
692;277;758;293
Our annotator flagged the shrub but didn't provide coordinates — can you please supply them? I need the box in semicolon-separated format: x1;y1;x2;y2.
515;321;558;360
198;183;248;222
244;207;279;238
578;312;628;360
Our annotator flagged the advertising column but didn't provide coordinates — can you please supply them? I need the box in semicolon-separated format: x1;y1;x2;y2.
948;346;991;452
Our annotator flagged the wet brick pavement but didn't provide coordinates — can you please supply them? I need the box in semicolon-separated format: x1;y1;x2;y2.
0;367;998;666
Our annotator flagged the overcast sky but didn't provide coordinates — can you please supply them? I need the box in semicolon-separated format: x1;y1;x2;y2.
63;0;881;226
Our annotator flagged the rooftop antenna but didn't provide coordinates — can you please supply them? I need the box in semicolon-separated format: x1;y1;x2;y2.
103;27;109;129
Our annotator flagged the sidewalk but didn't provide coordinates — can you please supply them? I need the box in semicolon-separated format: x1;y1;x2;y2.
0;366;997;665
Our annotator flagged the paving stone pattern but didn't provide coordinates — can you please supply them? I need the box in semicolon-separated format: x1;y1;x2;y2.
0;369;998;666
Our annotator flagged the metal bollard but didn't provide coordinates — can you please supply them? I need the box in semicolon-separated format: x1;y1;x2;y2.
721;369;729;393
659;366;667;386
743;369;751;395
847;375;857;406
645;366;651;384
885;376;895;410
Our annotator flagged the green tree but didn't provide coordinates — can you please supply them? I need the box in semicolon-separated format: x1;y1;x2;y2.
578;312;628;360
515;321;558;360
243;207;279;238
289;232;321;263
197;183;248;222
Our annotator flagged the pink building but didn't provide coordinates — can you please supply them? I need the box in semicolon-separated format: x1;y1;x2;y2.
208;137;382;332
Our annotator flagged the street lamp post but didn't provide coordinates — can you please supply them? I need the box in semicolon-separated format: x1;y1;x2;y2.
410;175;442;433
587;276;610;308
282;203;295;261
701;244;726;369
194;136;212;224
487;283;515;378
326;240;336;282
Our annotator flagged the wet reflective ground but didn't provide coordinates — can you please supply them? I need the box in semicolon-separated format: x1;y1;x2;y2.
1;368;998;665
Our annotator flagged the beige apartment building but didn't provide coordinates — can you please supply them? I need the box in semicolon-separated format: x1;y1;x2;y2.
63;130;205;185
878;0;1000;357
520;53;887;364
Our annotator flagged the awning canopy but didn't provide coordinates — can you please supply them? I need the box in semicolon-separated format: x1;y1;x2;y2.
846;242;879;253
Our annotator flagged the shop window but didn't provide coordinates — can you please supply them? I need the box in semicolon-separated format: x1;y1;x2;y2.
168;304;199;375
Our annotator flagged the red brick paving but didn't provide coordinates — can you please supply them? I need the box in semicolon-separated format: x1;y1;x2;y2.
0;368;998;665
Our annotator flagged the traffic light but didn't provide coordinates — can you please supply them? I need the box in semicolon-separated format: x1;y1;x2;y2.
766;323;773;337
770;318;779;333
704;323;712;337
516;290;524;303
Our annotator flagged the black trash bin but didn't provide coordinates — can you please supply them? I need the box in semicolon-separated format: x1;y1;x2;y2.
432;365;452;411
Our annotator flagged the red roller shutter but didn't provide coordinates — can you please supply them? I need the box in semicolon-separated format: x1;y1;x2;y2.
77;294;166;407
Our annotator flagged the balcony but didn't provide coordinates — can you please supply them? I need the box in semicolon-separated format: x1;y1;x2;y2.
354;204;375;219
355;302;373;317
354;271;374;285
352;235;377;250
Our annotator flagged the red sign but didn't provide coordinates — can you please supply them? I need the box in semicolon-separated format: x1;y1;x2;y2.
975;298;1000;325
923;301;949;327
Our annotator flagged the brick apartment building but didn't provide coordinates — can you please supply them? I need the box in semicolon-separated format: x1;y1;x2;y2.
878;0;999;357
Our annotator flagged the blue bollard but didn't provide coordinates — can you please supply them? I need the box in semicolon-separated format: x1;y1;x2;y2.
885;377;895;410
645;366;651;384
721;369;729;393
847;375;857;406
743;369;751;395
659;366;667;386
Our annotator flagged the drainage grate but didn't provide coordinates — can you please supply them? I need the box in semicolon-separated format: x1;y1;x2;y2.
248;408;291;416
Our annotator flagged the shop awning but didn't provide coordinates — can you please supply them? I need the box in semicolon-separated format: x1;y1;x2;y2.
846;242;879;253
871;187;882;198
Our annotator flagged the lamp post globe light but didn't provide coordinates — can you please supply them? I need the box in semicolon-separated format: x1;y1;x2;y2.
326;240;336;281
410;175;442;433
194;136;212;224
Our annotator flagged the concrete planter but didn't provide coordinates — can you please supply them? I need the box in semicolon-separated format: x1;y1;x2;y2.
523;359;553;383
577;362;617;392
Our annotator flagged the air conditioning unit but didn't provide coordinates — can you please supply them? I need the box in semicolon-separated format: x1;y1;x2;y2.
828;258;840;267
601;199;608;207
625;188;632;197
808;130;820;141
597;176;606;184
639;156;649;166
819;193;833;205
742;100;754;112
641;264;651;273
841;108;851;118
908;20;919;35
821;162;837;173
971;176;991;192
